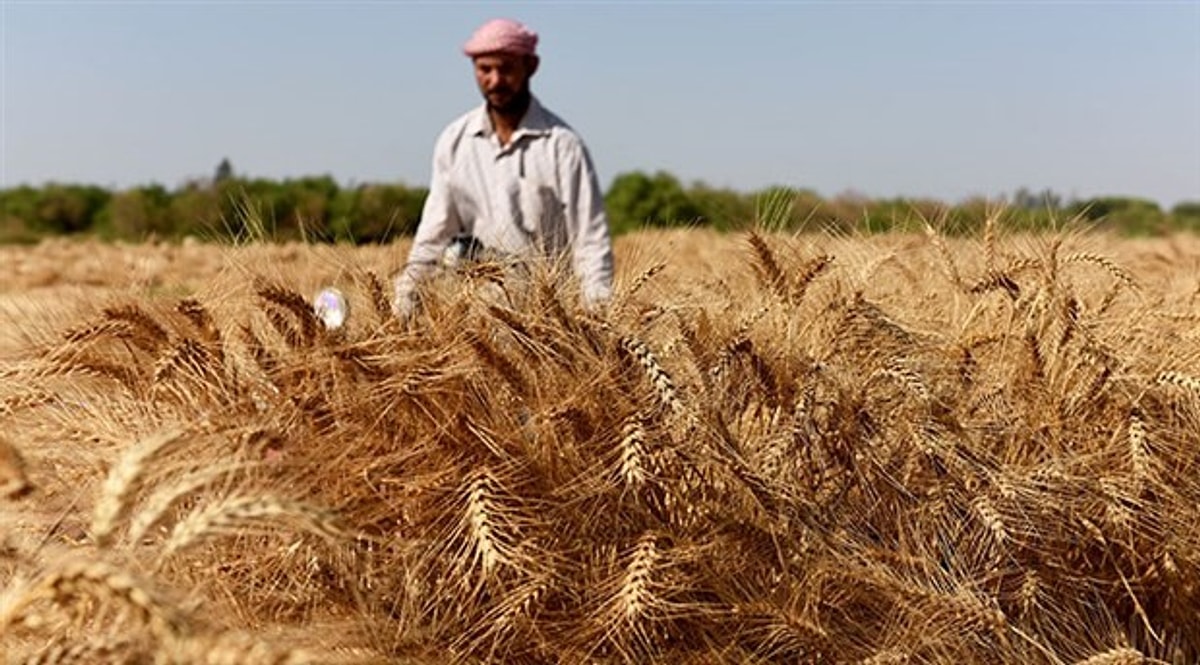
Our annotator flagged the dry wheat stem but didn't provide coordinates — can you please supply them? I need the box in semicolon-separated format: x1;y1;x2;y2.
14;636;136;665
0;557;188;640
619;416;648;489
1072;647;1145;665
92;428;190;546
0;435;33;499
125;461;252;547
620;334;683;415
617;531;661;625
163;495;344;556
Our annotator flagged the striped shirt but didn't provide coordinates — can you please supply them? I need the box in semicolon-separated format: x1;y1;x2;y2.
394;96;614;310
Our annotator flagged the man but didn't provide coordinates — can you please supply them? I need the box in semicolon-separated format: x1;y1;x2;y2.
393;18;614;318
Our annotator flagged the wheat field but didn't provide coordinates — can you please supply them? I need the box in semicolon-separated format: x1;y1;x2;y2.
1;223;1199;664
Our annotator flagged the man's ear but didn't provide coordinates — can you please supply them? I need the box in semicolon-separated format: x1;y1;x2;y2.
526;55;540;78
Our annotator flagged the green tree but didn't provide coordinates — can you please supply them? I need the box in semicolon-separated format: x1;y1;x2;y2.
97;184;173;239
686;182;754;232
1069;196;1165;235
214;158;235;184
0;186;44;243
332;183;427;243
31;184;110;234
604;171;703;235
169;179;227;240
1170;201;1200;230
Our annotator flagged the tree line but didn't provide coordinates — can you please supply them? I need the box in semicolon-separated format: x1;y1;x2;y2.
2;162;1197;244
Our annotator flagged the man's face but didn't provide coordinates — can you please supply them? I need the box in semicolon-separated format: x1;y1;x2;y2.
473;53;537;113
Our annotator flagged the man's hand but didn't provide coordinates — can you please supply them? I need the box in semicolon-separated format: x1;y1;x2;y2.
392;275;417;323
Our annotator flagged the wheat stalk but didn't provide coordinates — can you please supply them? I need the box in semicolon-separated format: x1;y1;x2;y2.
855;648;911;665
1063;252;1138;290
971;495;1008;547
93;428;189;547
464;470;504;577
791;254;833;303
0;435;33;499
0;558;188;640
164;631;322;665
617;531;661;624
925;223;964;290
1155;370;1200;394
163;495;344;556
1128;413;1150;492
256;281;321;347
103;304;171;354
619;415;649;489
15;636;137;665
624;262;667;298
620;334;683;415
126;462;249;546
1072;647;1145;665
176;297;222;346
747;231;788;299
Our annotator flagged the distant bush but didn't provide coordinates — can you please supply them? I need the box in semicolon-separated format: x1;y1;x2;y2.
0;168;1185;243
1069;196;1166;235
331;184;428;244
604;171;705;234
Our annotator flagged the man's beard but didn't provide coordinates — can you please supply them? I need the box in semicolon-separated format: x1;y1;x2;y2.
487;85;531;117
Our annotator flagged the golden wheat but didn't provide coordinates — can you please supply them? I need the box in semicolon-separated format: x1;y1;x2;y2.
92;428;190;546
163;495;344;556
4;228;1200;663
0;435;32;499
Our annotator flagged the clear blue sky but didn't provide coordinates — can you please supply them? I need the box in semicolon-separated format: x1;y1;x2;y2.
3;1;1199;208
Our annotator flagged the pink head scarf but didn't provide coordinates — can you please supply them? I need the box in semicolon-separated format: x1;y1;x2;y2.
463;18;539;58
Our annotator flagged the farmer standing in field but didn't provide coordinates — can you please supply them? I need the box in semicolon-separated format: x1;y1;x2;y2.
392;18;614;319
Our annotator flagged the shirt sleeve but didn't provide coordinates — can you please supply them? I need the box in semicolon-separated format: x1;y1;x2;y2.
559;135;614;307
394;126;463;313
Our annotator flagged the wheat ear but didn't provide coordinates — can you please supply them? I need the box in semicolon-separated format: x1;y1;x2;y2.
103;303;171;353
617;532;661;624
0;435;33;499
791;254;833;303
164;495;344;556
1063;252;1138;289
747;231;788;299
466;472;502;577
1156;370;1200;395
619;416;649;489
164;631;321;665
0;558;187;640
176;297;222;346
256;282;321;347
468;331;528;396
972;495;1008;546
1072;647;1144;665
924;222;964;290
620;334;683;415
126;461;249;546
16;637;136;665
363;270;392;321
855;648;910;665
625;262;667;298
93;428;189;547
1128;413;1150;492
